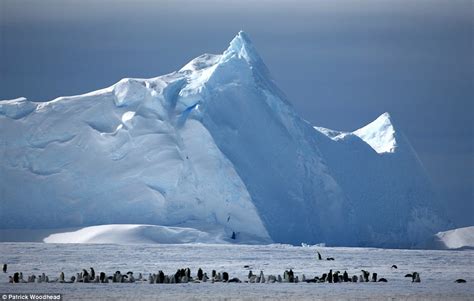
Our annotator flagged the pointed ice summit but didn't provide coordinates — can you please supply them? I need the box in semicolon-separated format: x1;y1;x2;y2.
354;112;398;153
0;32;448;247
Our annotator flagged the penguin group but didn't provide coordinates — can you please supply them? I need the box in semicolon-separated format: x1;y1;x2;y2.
8;268;146;284
5;263;468;285
404;272;421;283
296;269;387;284
7;267;242;284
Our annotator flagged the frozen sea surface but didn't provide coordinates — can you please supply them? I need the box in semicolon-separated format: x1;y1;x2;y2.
0;243;473;300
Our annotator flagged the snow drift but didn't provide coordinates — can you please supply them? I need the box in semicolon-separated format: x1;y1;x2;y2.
427;226;474;250
43;224;225;244
0;31;448;247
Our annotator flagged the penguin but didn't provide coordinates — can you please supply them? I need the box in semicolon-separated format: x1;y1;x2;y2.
343;271;349;282
13;272;19;283
288;269;294;283
277;274;282;283
203;273;208;283
198;268;203;281
327;270;333;283
8;276;13;283
2;264;6;273
455;279;466;283
352;275;358;283
414;272;420;283
148;274;154;284
90;267;95;280
174;271;180;283
228;277;241;283
317;251;322;260
100;272;106;283
248;270;253;279
333;271;339;283
320;273;327;282
127;272;135;283
391;265;398;269
231;232;236;240
258;271;264;283
378;278;388;282
371;273;377;282
59;272;65;283
113;271;121;283
185;268;191;279
405;272;420;282
326;257;335;261
359;274;364;283
212;270;216;279
361;270;370;282
223;272;229;282
159;271;165;284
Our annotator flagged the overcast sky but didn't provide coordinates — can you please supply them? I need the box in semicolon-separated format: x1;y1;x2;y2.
1;0;472;226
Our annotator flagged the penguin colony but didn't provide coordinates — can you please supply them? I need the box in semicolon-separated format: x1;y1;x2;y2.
5;266;467;285
3;250;468;285
2;267;406;284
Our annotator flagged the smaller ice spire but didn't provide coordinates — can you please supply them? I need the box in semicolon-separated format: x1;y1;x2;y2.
353;112;398;154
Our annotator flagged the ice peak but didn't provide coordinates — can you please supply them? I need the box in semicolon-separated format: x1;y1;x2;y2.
222;31;263;64
353;112;398;154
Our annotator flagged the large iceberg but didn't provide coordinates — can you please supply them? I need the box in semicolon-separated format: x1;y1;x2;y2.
0;31;448;247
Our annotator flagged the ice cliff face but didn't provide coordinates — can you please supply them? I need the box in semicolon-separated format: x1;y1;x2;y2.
0;31;447;247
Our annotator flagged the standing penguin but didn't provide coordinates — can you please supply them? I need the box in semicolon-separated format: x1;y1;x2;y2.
288;269;294;283
2;264;6;273
100;272;106;283
371;273;377;282
333;271;339;283
414;272;421;283
361;270;370;282
317;251;322;260
13;272;19;283
343;271;349;282
197;268;203;281
223;272;229;282
328;270;333;283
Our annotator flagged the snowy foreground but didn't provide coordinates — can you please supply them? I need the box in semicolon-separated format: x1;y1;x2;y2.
0;243;473;300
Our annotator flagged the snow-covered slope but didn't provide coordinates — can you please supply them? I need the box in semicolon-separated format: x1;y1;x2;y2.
43;224;225;244
428;226;474;249
0;31;447;247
